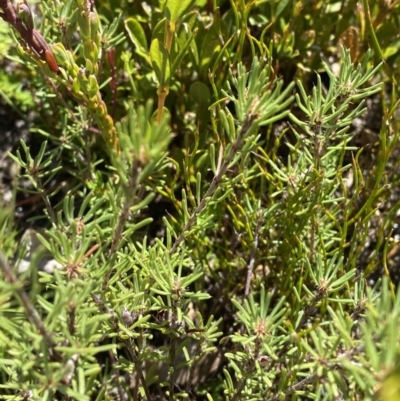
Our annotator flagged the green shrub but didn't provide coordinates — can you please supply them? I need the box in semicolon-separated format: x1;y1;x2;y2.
1;0;400;400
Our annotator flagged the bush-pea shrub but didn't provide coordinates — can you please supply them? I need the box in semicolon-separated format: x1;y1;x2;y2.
1;0;400;400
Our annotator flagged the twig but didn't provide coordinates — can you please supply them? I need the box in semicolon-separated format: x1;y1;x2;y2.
267;289;325;389
170;114;257;255
230;380;246;401
0;251;62;361
168;337;177;401
184;341;201;394
37;185;57;225
91;293;152;401
102;159;141;289
107;48;118;119
245;212;262;297
266;341;367;401
265;373;318;401
0;0;59;72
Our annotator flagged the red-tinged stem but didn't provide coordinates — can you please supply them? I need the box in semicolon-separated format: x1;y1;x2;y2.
0;0;58;71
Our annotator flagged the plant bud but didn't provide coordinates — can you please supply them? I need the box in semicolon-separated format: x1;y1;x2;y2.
66;49;75;66
62;50;79;77
50;43;69;67
87;102;97;113
104;115;114;130
16;44;25;57
68;64;80;78
17;2;34;30
83;41;99;63
87;75;99;98
58;67;69;82
44;50;59;73
95;101;107;118
77;70;88;92
92;64;98;76
85;59;93;73
89;12;100;44
77;11;90;38
72;90;84;100
72;77;80;94
91;32;101;49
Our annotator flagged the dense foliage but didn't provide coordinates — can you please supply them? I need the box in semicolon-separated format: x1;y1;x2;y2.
1;0;400;400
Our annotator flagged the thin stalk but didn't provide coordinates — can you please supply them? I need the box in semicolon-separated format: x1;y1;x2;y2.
265;373;319;401
170;114;257;255
0;251;62;361
157;87;169;124
103;159;141;288
91;293;152;401
168;337;177;401
245;213;262;297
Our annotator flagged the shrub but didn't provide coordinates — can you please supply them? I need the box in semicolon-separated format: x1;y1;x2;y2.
1;0;400;400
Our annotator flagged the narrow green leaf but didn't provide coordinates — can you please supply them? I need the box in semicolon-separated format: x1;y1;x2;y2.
275;0;291;19
152;17;167;44
171;27;197;75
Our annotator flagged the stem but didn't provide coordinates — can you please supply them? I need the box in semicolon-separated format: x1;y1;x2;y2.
103;159;141;288
91;293;152;401
0;251;62;361
245;213;262;297
0;0;57;67
230;380;246;401
168;298;179;400
157;87;168;124
170;114;257;255
265;373;318;401
184;341;201;394
267;289;325;388
36;176;57;225
126;341;153;401
168;337;177;401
